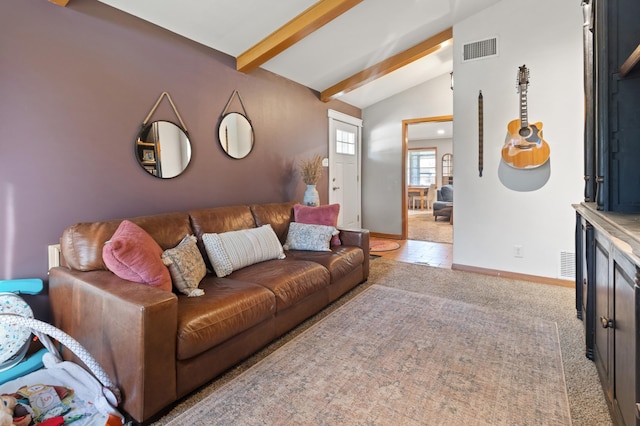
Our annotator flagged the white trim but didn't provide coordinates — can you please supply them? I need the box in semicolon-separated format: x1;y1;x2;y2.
328;110;362;228
328;109;363;127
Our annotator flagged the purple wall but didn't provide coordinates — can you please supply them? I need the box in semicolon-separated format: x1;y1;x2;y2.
0;0;360;281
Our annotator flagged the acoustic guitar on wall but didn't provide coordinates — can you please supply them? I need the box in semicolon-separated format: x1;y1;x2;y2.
501;65;550;169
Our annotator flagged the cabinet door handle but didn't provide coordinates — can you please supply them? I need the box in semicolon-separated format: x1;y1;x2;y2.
600;316;614;329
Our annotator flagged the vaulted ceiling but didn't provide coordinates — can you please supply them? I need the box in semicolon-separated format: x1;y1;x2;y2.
58;0;503;108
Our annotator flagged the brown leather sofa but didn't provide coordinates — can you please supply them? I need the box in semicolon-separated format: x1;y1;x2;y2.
48;201;369;424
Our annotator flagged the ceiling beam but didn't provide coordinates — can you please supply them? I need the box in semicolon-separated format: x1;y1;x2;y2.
48;0;70;5
320;27;453;102
237;0;363;73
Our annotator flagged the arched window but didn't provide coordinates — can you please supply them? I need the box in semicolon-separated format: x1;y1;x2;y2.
442;153;453;185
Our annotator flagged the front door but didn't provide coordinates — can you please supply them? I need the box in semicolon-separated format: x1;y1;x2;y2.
328;110;362;229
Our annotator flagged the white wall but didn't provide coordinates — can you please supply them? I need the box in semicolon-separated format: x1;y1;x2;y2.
362;73;453;235
453;0;583;279
362;0;584;279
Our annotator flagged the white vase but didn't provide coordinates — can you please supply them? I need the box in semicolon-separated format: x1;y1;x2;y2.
303;184;320;207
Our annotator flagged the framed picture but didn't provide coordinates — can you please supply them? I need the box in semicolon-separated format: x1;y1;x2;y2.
142;149;155;162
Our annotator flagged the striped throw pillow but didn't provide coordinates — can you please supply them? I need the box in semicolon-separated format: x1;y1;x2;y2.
202;224;285;277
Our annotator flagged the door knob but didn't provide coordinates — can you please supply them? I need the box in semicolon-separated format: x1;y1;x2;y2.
600;316;614;329
332;186;340;190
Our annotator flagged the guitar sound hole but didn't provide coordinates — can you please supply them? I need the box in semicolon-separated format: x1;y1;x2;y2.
519;127;531;137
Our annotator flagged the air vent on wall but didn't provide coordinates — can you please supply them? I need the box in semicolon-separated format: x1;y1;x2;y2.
559;251;575;280
462;37;498;62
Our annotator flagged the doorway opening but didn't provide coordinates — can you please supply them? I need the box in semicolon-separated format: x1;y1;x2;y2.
402;115;453;242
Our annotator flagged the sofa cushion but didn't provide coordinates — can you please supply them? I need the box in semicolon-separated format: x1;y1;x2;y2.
189;206;256;237
162;235;207;297
293;203;341;246
176;277;276;360
189;205;258;271
102;220;172;292
286;246;365;283
229;259;330;310
283;222;338;252
250;202;297;244
202;225;285;278
60;212;193;272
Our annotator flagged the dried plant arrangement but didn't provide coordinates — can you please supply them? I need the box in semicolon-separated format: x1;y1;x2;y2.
299;154;323;185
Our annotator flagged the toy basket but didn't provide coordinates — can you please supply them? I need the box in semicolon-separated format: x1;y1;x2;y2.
0;312;124;425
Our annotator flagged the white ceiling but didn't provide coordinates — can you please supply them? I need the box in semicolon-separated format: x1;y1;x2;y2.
408;120;453;141
97;0;501;108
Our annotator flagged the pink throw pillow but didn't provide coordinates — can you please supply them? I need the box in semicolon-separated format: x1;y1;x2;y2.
293;203;341;246
102;220;172;292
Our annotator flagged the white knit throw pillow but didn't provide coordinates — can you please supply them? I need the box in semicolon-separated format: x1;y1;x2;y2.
202;224;285;277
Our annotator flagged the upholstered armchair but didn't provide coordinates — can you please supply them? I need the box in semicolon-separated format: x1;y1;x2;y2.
433;184;453;220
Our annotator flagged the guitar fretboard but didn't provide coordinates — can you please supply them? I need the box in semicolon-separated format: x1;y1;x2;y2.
520;90;529;128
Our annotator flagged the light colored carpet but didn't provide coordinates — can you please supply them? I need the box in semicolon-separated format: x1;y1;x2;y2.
408;210;452;243
166;285;570;425
152;259;612;426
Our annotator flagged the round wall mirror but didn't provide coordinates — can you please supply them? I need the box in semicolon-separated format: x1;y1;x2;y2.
218;112;254;159
135;120;192;179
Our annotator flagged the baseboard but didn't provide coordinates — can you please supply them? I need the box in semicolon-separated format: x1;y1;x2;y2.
451;263;574;288
370;232;402;240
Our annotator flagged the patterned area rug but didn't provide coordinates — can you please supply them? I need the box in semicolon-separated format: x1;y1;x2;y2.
166;285;571;425
408;211;452;243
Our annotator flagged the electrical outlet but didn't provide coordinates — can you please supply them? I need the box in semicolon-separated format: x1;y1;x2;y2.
513;245;524;258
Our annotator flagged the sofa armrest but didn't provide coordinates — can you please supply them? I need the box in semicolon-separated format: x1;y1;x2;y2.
337;228;370;280
48;267;178;423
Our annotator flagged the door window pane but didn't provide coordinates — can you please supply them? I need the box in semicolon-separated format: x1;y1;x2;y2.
336;129;356;155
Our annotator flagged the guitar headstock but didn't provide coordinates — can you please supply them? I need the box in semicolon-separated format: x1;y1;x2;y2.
517;65;529;93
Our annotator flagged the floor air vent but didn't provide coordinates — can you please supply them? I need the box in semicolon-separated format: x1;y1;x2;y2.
462;37;498;62
559;251;575;279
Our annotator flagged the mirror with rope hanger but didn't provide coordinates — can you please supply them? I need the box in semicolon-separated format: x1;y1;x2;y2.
218;90;254;159
135;92;192;179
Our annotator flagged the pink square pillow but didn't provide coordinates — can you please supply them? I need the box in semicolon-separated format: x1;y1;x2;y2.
102;220;172;292
293;203;341;246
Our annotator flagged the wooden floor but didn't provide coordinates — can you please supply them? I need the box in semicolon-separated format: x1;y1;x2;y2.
370;238;453;268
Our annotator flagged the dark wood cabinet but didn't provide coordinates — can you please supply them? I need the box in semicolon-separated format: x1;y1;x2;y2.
575;204;640;425
593;226;612;394
579;0;640;422
611;252;638;426
585;0;640;213
576;212;595;360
